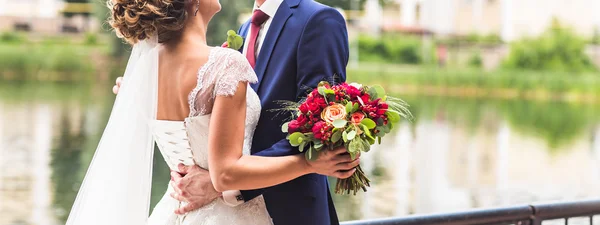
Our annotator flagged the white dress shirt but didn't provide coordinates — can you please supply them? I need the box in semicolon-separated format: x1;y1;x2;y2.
222;0;284;207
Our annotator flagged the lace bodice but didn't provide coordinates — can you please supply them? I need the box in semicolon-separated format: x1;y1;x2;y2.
188;47;259;117
147;48;271;225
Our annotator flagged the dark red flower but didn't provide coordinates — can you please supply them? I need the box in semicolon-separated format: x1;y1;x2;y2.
288;119;302;133
299;103;309;114
312;121;332;141
297;114;309;125
377;102;389;116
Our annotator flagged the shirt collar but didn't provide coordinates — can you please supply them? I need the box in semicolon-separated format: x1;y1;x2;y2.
253;0;284;18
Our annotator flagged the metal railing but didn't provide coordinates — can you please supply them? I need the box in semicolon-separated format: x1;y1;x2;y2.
341;199;600;225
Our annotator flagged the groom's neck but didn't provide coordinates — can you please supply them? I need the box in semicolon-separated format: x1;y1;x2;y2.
255;0;266;7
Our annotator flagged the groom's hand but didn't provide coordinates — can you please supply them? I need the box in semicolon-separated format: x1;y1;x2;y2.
306;147;360;179
170;164;222;215
112;77;123;94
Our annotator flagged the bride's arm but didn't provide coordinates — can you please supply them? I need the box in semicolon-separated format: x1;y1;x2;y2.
207;81;357;192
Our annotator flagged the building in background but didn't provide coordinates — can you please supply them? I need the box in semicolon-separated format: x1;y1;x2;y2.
387;0;600;42
0;0;98;34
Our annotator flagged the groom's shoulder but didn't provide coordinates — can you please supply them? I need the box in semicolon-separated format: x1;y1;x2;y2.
295;0;344;22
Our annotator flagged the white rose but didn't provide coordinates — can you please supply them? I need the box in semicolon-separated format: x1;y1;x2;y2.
349;83;363;89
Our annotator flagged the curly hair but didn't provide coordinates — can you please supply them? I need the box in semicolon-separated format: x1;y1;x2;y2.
108;0;189;44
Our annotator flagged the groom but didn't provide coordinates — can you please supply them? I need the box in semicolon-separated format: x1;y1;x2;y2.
177;0;350;223
114;0;349;224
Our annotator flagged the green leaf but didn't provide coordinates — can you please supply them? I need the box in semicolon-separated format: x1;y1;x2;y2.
305;145;318;161
288;132;305;147
324;89;335;95
345;102;353;113
352;102;359;112
342;130;348;142
361;118;376;129
362;138;372;152
331;130;342;143
318;87;326;96
350;152;357;160
282;122;289;133
232;36;243;50
333;119;347;128
368;85;386;101
378;136;382;144
386;111;401;123
314;143;324;150
299;141;306;152
368;138;375;145
347;130;357;140
361;124;375;140
227;30;236;36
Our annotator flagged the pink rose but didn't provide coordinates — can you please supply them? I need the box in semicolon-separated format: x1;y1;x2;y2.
320;103;347;124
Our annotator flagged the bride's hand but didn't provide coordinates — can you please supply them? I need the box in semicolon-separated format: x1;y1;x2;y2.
112;77;123;94
170;164;222;215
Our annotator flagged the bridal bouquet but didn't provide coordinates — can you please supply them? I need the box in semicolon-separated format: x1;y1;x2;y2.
280;81;411;195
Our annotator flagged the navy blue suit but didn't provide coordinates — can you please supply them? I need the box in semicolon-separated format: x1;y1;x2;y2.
236;0;349;224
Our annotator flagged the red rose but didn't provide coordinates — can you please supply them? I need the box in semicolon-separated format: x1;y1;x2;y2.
308;104;321;114
297;114;309;125
299;103;309;114
288;120;302;133
351;112;365;125
313;97;327;107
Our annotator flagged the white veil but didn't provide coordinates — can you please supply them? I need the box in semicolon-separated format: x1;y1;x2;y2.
66;37;159;225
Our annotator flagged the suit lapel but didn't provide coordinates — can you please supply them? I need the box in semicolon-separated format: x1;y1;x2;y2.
250;4;292;92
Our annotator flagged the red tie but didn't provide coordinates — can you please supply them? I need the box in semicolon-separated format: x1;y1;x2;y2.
246;10;270;69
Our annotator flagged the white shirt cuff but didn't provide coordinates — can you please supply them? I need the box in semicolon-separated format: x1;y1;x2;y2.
222;190;244;207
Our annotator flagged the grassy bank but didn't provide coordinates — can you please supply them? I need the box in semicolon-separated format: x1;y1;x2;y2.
349;63;600;102
0;33;113;82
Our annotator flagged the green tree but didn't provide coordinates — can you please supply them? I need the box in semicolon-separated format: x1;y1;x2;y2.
503;18;596;72
206;0;253;46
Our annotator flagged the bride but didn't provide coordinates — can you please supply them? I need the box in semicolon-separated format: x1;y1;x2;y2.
65;0;359;224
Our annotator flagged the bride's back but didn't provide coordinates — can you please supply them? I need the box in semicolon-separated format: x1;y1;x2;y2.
156;44;211;121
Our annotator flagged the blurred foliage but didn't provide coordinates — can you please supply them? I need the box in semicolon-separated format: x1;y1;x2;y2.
468;51;483;68
0;43;99;81
349;64;600;97
0;32;28;43
206;0;253;46
437;33;503;45
357;35;429;64
84;32;99;45
503;19;596;72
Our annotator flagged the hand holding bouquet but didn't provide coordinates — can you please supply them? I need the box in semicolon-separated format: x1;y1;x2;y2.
280;81;411;195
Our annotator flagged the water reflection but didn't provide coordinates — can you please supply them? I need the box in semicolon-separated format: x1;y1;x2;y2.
0;83;599;224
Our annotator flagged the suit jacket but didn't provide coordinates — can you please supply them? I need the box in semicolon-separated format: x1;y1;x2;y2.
237;0;349;224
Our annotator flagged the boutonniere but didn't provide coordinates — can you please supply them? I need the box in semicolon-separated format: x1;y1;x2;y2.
221;30;243;50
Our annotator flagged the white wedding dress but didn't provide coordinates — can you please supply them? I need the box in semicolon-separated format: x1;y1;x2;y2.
146;47;273;225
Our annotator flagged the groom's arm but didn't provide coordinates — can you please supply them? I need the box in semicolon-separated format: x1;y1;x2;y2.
229;8;350;205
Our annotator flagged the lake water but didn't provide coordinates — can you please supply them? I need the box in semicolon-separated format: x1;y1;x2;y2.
1;82;600;225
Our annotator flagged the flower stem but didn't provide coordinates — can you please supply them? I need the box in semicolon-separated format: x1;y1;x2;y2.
334;165;371;195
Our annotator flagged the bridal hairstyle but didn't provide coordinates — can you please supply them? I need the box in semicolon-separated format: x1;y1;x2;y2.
108;0;192;44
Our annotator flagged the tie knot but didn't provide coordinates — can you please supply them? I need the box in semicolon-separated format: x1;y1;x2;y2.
251;10;270;26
